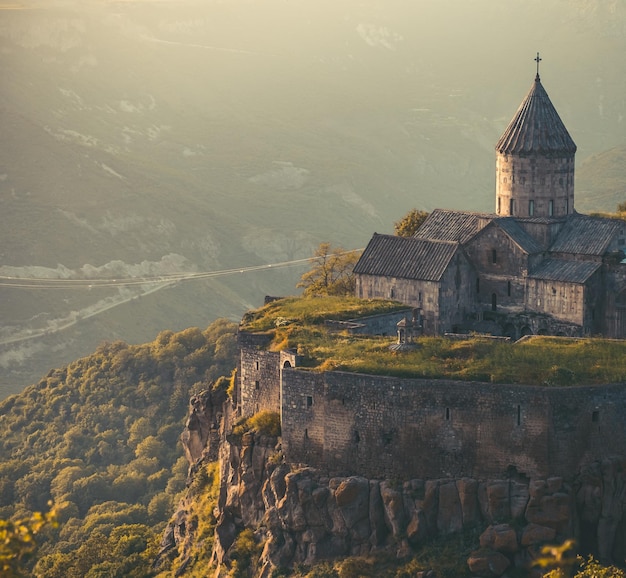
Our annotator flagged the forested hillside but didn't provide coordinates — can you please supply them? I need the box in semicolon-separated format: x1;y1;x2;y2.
0;318;237;576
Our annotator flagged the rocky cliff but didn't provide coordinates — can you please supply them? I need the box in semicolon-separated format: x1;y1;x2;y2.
157;390;626;577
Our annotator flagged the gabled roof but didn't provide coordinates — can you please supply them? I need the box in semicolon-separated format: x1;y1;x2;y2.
528;259;601;284
491;217;543;254
354;233;459;282
496;75;577;156
414;209;494;244
549;214;622;256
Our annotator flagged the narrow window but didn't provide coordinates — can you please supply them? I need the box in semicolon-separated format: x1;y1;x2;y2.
549;200;554;216
592;411;599;423
476;278;480;294
390;288;395;299
491;293;497;311
507;281;511;297
304;429;308;438
306;395;313;408
492;249;497;264
254;380;260;390
255;361;259;370
497;196;501;213
528;200;534;216
445;408;450;421
566;199;569;214
517;405;521;426
418;291;422;302
509;199;514;216
354;430;360;444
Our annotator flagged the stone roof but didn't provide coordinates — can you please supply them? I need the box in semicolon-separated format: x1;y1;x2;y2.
354;233;459;282
414;209;494;244
529;259;601;284
549;214;622;256
490;218;544;254
495;75;577;156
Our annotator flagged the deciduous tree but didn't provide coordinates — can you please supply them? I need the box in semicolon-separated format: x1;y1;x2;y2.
297;243;361;297
394;208;429;237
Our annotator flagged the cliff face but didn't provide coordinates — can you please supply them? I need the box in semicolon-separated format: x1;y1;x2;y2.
159;392;626;577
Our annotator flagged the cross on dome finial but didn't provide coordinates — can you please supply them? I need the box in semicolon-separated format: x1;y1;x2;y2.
535;52;542;80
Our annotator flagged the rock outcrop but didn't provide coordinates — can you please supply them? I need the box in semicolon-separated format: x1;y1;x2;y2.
158;392;626;576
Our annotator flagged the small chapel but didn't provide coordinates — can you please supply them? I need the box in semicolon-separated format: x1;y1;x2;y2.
354;57;626;339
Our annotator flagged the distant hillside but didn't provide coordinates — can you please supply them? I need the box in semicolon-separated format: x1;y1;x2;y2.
0;0;624;396
576;145;626;213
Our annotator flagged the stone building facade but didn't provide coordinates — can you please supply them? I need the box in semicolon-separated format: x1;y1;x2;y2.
354;71;626;339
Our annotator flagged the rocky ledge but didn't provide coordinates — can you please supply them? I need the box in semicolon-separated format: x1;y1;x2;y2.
158;391;626;577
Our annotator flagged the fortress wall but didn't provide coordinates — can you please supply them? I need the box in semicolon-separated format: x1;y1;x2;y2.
548;384;626;471
239;347;280;419
281;369;626;481
280;371;326;467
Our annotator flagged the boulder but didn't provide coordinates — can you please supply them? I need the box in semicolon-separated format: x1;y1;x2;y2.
437;480;463;534
457;478;480;528
521;523;556;546
467;549;511;577
380;481;407;539
479;524;518;553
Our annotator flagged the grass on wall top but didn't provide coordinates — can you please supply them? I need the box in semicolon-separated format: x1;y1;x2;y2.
239;296;626;386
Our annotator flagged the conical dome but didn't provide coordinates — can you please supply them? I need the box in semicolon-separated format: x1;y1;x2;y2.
496;75;577;156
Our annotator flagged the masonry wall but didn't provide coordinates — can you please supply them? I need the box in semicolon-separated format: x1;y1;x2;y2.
280;370;626;481
437;251;477;332
238;335;281;418
464;223;531;313
603;264;626;338
356;274;441;334
496;154;575;218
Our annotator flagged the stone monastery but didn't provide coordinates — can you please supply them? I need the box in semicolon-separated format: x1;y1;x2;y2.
234;62;626;487
354;66;626;340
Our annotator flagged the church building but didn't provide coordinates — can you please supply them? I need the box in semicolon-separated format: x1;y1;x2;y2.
354;59;626;339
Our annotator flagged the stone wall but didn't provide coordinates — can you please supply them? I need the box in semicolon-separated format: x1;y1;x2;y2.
496;154;575;218
280;370;626;481
356;274;442;334
603;264;626;338
238;332;281;419
355;251;476;335
525;278;588;327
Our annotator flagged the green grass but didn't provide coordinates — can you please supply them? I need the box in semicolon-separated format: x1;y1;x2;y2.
241;297;626;386
239;296;408;333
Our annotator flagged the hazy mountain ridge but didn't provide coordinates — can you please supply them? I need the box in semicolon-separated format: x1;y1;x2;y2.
1;0;625;395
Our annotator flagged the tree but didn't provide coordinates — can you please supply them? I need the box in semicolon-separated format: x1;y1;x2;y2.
394;208;429;237
618;201;626;213
297;243;361;297
0;507;57;577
